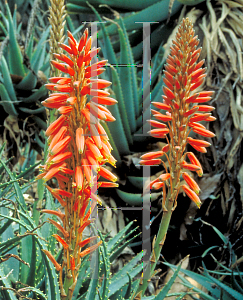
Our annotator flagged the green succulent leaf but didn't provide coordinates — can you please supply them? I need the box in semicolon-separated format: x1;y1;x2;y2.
0;84;18;116
98;0;183;36
109;251;143;297
116;189;161;206
4;1;25;77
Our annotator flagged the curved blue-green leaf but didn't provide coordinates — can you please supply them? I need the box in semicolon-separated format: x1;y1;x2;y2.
116;189;161;206
127;176;144;190
0;83;18;116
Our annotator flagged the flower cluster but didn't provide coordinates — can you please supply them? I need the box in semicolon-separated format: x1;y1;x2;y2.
37;29;118;296
140;18;215;210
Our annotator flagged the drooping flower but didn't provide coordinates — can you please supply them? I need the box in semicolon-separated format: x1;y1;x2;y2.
140;18;215;209
39;28;118;297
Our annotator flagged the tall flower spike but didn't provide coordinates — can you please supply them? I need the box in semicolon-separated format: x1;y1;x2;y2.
141;17;215;209
39;29;118;299
137;17;216;299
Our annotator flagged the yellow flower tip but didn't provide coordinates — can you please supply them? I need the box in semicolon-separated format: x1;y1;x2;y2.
197;170;203;177
78;150;83;154
72;182;77;188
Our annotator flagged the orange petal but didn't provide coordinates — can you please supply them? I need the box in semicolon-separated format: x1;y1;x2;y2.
48;219;69;238
181;184;201;208
75;166;84;192
78;236;98;248
42;250;62;271
76;128;85;154
79;241;102;258
140;151;164;160
182;172;200;194
98;166;117;182
187;152;203;176
140;159;162;166
53;234;69;249
45;115;67;137
187;137;211;148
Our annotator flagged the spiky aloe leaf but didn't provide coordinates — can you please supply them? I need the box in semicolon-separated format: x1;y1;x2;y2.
97;230;110;300
163;261;220;299
0;267;17;300
107;221;134;252
17;26;50;90
108;252;143;297
118;17;139;118
98;0;183;35
0;56;17;102
87;3;118;66
4;2;25;77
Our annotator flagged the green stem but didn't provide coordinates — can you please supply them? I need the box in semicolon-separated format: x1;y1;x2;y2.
63;272;74;299
136;191;174;297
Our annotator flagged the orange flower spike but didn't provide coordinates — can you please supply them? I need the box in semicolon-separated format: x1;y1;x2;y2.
79;241;102;258
53;234;69;249
38;27;117;295
181;184;201;208
140;18;216;209
42;250;62;271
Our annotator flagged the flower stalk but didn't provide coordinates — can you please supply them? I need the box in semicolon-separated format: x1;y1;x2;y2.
38;29;117;298
136;18;215;298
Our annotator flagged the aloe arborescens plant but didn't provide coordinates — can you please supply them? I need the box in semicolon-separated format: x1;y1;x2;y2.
37;29;118;298
137;17;215;298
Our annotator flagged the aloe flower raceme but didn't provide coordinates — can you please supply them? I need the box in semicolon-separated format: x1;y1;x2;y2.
137;18;215;298
37;29;118;298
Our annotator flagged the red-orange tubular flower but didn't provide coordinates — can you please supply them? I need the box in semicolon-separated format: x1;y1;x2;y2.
141;18;215;210
38;29;118;297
